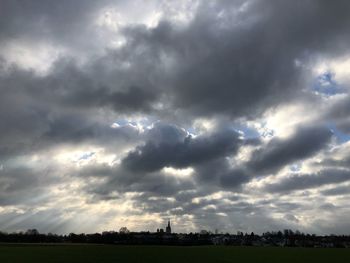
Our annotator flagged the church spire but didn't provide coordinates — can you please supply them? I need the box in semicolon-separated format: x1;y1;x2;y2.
166;220;171;234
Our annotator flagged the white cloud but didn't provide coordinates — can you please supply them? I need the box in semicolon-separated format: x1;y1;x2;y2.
0;40;64;75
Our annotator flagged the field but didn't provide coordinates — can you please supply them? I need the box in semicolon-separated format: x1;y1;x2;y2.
0;244;349;263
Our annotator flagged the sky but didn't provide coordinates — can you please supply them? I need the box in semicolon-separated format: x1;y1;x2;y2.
1;0;350;235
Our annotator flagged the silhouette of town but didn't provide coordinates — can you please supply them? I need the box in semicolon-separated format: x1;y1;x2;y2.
1;220;350;248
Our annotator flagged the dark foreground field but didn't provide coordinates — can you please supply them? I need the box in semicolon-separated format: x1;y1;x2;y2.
0;245;349;263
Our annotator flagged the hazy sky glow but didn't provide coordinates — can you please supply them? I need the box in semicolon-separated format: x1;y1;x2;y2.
1;0;350;235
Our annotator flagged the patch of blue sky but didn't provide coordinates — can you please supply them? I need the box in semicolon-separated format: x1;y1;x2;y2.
327;123;350;143
139;117;157;127
114;119;130;126
232;124;261;139
113;117;156;128
185;126;197;136
312;72;344;96
290;163;302;173
78;152;95;160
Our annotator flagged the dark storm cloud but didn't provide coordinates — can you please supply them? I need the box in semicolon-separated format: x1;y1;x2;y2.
219;168;251;189
116;0;350;119
194;158;250;189
81;163;195;199
247;126;333;175
32;58;160;114
264;168;350;193
79;123;250;199
122;124;242;172
2;0;350;122
0;63;152;160
0;0;348;159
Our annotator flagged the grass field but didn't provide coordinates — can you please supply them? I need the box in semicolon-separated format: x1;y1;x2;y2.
0;244;349;263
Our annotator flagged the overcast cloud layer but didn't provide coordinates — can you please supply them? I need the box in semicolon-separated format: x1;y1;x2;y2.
1;0;350;235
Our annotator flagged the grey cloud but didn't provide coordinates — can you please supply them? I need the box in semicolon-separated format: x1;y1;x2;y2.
193;159;250;190
42;114;141;145
0;0;113;52
0;0;345;164
1;0;350;234
80;122;249;200
319;203;337;211
318;96;350;134
184;204;296;235
81;163;195;199
0;205;112;234
0;64;152;160
41;59;160;113
321;185;350;196
324;96;350;121
284;214;299;223
0;209;72;234
122;125;242;172
0;121;243;203
130;191;289;234
337;121;350;134
117;0;350;119
247;126;333;175
144;122;188;144
0;164;61;206
265;201;304;214
312;213;350;235
316;156;350;170
219;169;250;189
264;169;350;193
2;0;350;121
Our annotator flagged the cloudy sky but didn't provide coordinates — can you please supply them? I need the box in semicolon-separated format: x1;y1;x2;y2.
1;0;350;235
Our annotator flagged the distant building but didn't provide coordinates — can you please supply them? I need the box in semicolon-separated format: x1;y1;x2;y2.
156;220;172;234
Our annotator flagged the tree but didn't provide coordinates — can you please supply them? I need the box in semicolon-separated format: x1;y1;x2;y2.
25;229;39;235
199;230;209;235
119;227;130;234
